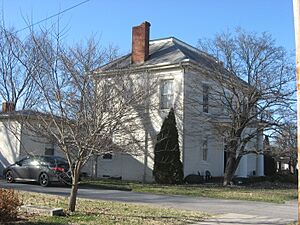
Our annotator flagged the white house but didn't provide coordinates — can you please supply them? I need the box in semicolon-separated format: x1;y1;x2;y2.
0;22;264;182
0;102;61;176
94;22;264;181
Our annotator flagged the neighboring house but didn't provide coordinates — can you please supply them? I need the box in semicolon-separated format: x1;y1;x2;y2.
269;146;295;174
276;156;291;172
263;137;296;175
95;22;264;182
0;102;60;176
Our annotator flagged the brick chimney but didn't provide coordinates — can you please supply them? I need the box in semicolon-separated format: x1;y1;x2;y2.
2;102;15;113
131;21;151;64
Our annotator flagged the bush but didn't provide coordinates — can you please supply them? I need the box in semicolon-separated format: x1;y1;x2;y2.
269;174;298;184
251;176;268;183
0;189;22;222
234;174;298;186
184;174;204;184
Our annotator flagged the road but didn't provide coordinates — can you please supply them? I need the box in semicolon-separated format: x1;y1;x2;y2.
0;180;297;224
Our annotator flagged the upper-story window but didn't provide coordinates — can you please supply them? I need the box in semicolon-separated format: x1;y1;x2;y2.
160;80;174;109
203;84;209;113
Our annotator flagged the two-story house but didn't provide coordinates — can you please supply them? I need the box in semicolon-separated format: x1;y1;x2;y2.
95;22;264;182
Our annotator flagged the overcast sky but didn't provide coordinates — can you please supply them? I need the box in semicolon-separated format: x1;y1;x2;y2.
2;0;296;56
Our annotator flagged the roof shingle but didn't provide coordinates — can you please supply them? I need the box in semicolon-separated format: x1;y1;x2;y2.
99;37;220;72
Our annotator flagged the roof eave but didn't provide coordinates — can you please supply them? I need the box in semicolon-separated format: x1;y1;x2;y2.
95;60;191;75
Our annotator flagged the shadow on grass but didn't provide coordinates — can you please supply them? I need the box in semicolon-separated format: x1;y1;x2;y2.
79;183;132;191
1;211;206;225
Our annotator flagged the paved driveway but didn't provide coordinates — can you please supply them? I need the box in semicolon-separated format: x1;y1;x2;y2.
0;180;297;224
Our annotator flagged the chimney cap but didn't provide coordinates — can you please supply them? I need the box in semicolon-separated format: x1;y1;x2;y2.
134;21;151;27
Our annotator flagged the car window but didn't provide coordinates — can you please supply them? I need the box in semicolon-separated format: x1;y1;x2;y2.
20;158;32;166
40;157;56;166
16;159;23;166
30;158;40;166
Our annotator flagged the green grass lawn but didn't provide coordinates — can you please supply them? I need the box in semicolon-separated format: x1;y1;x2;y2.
12;191;208;225
81;179;297;204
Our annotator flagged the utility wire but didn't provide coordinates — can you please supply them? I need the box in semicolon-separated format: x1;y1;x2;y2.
15;0;90;34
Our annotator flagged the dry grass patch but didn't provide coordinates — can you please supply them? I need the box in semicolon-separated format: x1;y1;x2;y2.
7;191;208;225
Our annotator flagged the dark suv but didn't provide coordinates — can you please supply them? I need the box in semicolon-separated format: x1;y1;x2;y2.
3;155;71;187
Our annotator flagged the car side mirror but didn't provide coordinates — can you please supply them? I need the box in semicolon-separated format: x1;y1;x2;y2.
16;161;22;166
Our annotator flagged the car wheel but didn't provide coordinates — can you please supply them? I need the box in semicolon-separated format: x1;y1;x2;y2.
5;170;14;183
39;172;50;187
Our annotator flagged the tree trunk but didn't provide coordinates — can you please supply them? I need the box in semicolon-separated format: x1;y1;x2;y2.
68;169;80;212
93;155;98;178
223;154;241;186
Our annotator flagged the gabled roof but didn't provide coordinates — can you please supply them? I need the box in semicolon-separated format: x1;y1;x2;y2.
98;37;221;72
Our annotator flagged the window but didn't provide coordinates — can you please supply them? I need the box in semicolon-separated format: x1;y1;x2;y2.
18;158;32;166
45;148;54;156
203;139;208;161
160;80;174;109
102;153;113;160
203;84;209;113
30;159;40;166
45;143;54;156
40;157;55;166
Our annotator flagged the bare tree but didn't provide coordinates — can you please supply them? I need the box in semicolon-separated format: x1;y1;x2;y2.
0;26;42;109
20;28;156;211
194;29;295;185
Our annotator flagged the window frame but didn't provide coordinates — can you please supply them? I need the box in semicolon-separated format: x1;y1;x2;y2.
160;79;174;110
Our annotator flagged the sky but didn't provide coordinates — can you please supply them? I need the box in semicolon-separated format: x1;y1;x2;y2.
1;0;296;56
